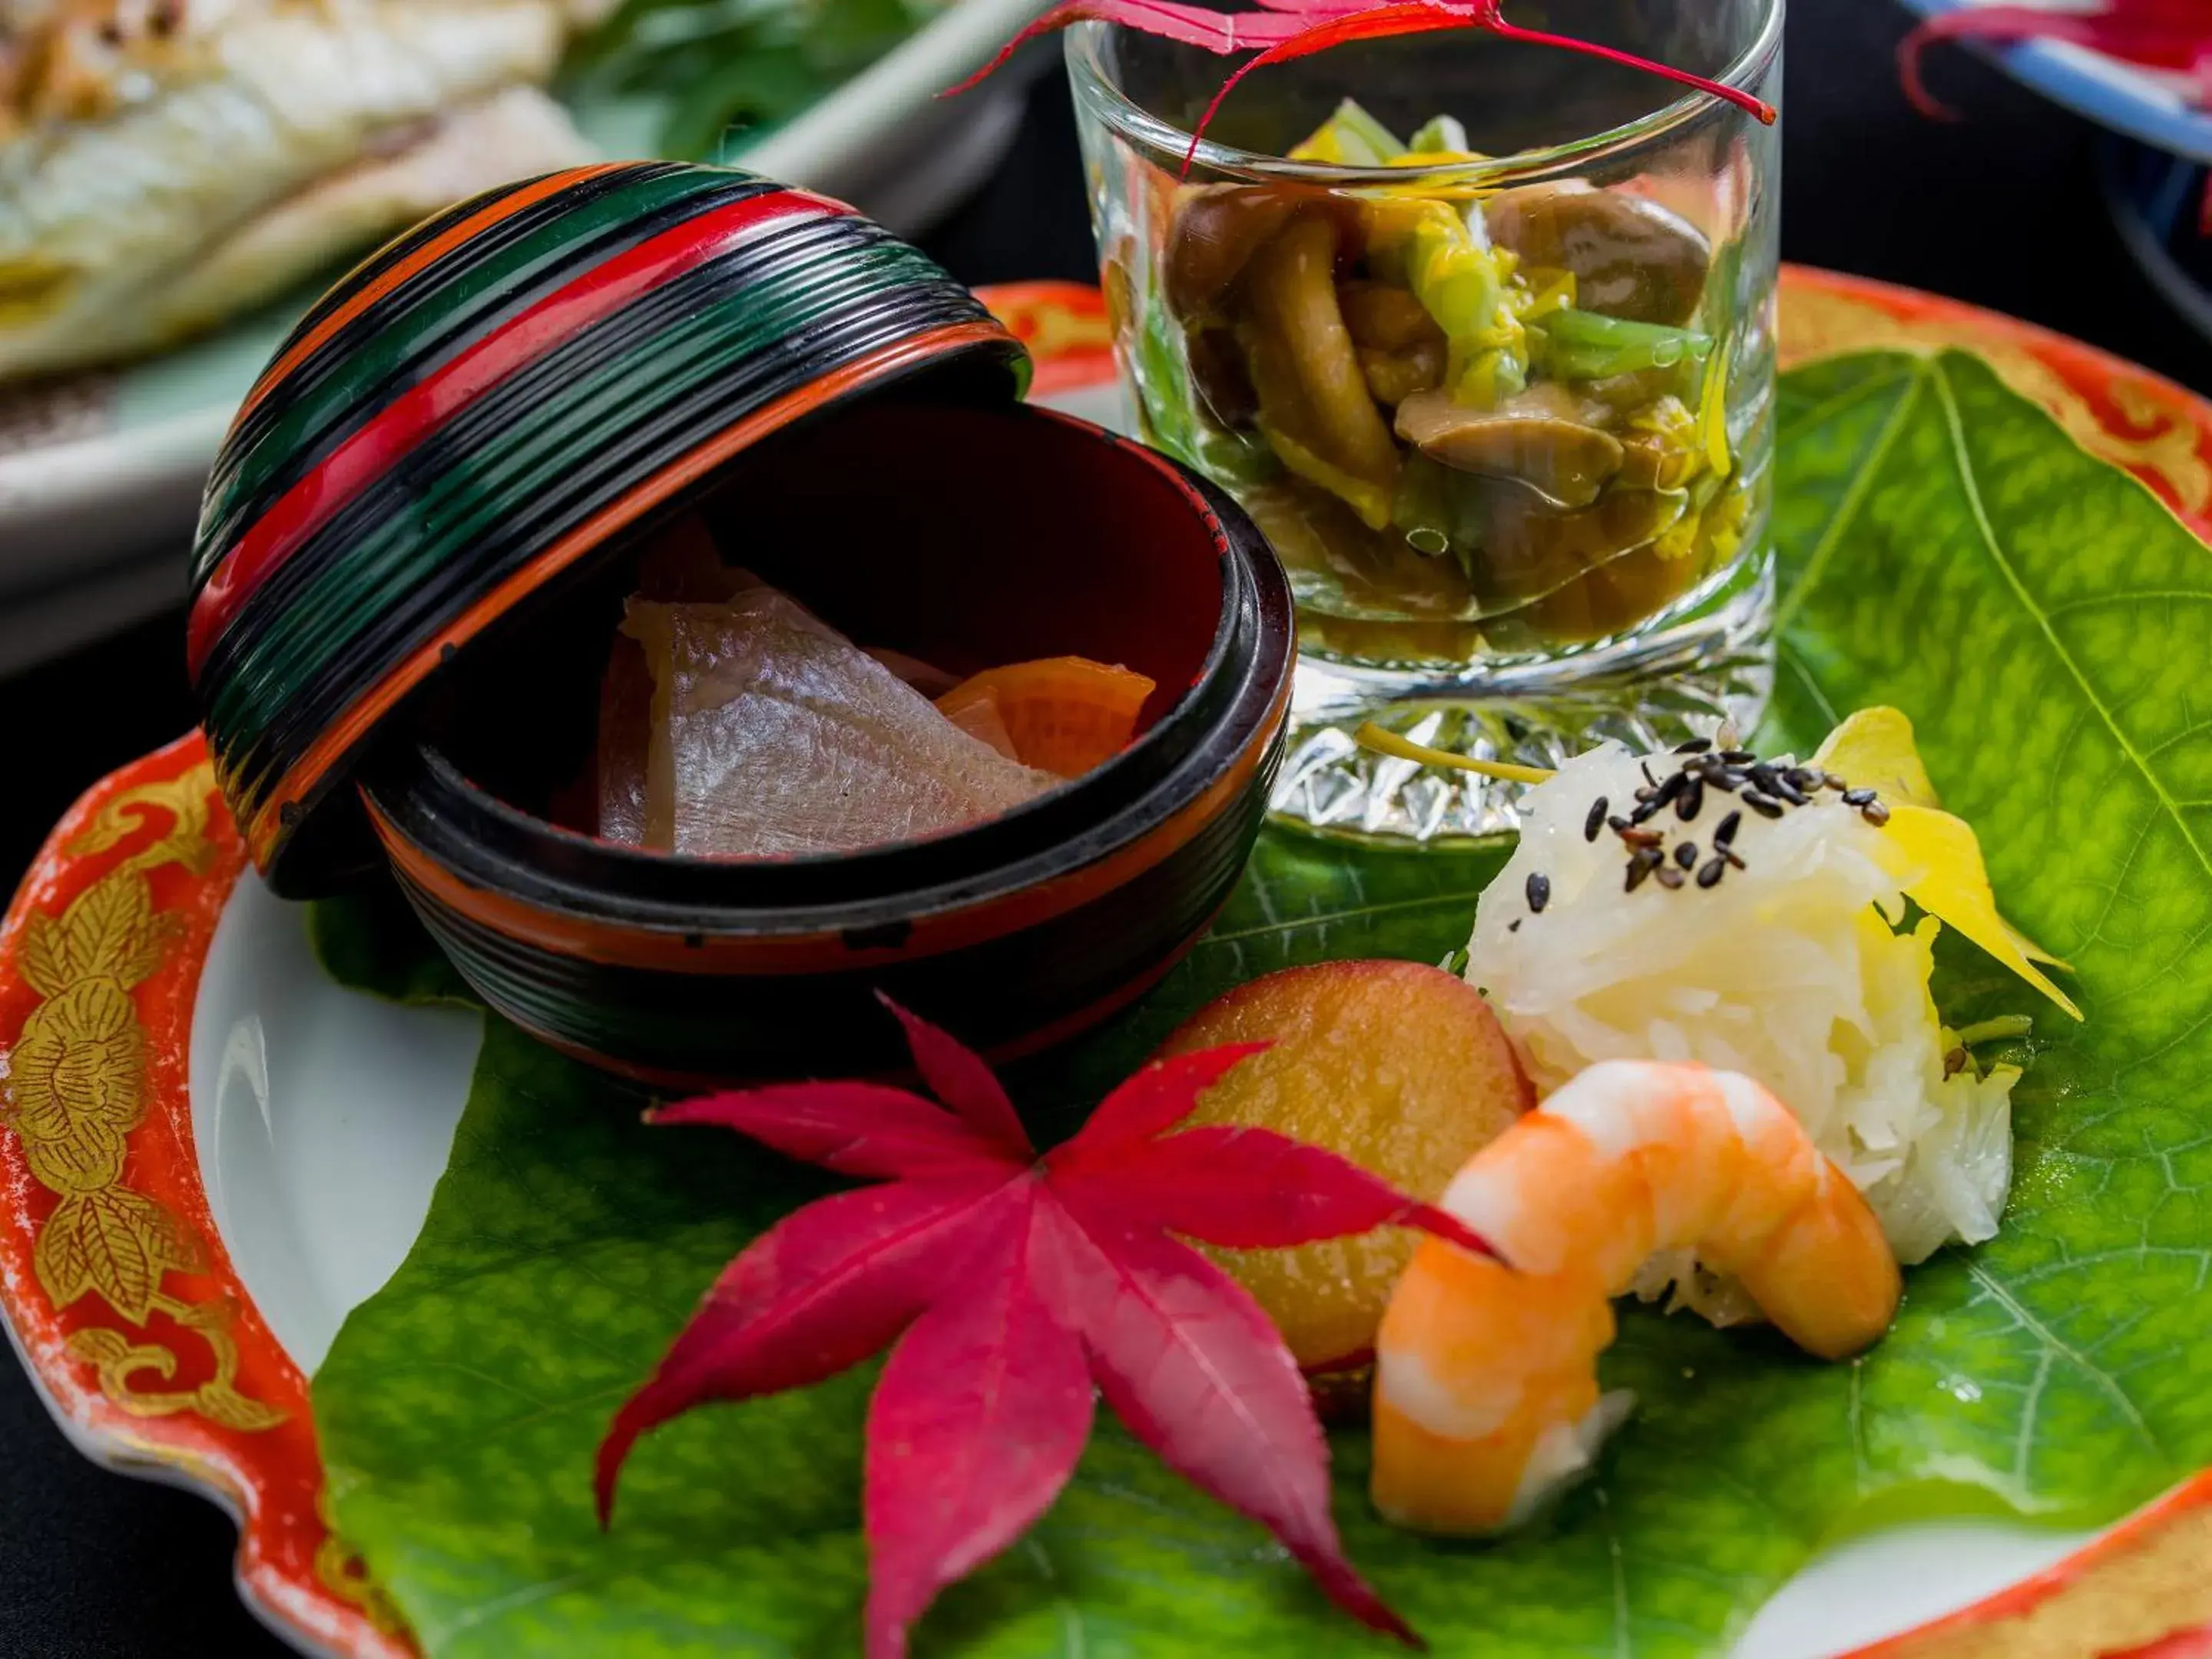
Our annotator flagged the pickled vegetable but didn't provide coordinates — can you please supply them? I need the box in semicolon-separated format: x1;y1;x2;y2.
1144;98;1757;655
1482;183;1712;326
1241;212;1402;528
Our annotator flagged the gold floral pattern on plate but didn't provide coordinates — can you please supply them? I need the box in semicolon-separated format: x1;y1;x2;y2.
7;762;285;1433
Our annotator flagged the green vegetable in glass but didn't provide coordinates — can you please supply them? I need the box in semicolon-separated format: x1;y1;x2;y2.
1290;95;1409;165
1532;309;1716;380
1364;198;1530;409
1405;114;1470;155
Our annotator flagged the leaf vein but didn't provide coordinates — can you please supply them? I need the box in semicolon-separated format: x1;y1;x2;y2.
1773;362;1926;631
1931;361;2212;898
1965;1260;2164;1462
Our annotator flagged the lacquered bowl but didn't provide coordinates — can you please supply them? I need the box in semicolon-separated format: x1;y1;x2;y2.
357;400;1295;1083
187;161;1297;1080
190;164;1025;897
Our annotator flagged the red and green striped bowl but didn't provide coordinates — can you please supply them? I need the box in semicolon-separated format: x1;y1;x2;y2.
190;162;1026;897
187;163;1296;1080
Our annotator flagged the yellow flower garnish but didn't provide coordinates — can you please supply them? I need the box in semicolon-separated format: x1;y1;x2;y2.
1814;708;2081;1018
1810;706;1939;806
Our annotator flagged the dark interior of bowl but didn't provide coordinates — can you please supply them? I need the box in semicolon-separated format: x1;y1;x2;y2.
399;398;1229;867
1101;0;1764;160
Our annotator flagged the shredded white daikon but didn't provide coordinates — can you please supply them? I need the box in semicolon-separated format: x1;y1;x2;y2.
1468;743;2015;1314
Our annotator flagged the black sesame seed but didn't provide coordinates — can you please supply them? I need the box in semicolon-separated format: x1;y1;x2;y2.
1720;749;1756;763
1786;767;1823;793
1742;790;1785;819
1629;797;1665;826
1771;775;1810;806
1697;856;1727;889
1704;767;1743;793
1508;919;1522;933
1674;737;1714;754
1525;872;1551;914
1634;786;1657;804
1675;842;1700;868
1608;814;1634;834
1861;800;1892;827
1675;778;1705;822
1656;863;1686;889
1748;763;1785;796
1713;810;1743;847
1584;797;1609;842
1625;847;1664;891
1842;787;1876;806
1654;769;1690;805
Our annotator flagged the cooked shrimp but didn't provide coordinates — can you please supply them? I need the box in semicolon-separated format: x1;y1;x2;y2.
1372;1058;1901;1535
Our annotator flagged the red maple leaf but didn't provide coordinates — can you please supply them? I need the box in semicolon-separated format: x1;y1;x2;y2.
595;995;1494;1658
948;0;1776;172
1898;2;2212;231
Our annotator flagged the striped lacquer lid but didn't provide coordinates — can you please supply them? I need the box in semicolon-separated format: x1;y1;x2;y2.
187;163;1029;897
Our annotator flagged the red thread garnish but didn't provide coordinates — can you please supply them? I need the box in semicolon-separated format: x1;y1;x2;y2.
596;995;1495;1659
948;0;1776;174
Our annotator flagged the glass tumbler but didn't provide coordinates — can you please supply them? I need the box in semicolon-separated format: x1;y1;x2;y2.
1067;0;1783;841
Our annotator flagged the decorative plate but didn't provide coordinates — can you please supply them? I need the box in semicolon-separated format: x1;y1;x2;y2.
7;270;2212;1659
1894;0;2212;166
0;0;1047;679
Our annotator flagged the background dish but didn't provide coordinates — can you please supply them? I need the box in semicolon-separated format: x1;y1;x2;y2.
1894;0;2212;163
2104;137;2212;347
0;0;1051;680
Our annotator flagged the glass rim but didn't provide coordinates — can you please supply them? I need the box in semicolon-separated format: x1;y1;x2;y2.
1063;2;1785;188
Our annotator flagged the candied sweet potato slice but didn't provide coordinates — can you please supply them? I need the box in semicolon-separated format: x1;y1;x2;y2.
1156;961;1532;1370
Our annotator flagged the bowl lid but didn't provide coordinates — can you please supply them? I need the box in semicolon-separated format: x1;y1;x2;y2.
188;162;1029;897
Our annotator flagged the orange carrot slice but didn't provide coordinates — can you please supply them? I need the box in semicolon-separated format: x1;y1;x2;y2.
937;657;1157;778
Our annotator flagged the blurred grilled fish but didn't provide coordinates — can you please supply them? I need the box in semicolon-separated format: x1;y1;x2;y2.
0;0;618;380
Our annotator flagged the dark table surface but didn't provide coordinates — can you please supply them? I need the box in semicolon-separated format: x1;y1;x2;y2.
4;2;2208;1653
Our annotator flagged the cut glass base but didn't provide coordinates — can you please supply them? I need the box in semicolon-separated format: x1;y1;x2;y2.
1269;561;1775;845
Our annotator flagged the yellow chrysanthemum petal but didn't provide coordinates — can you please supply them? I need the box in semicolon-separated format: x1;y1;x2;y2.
2002;920;2072;972
1812;706;1940;807
1813;708;2075;994
1870;803;2082;1021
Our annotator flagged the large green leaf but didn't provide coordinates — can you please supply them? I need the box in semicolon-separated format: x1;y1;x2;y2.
313;347;2212;1655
